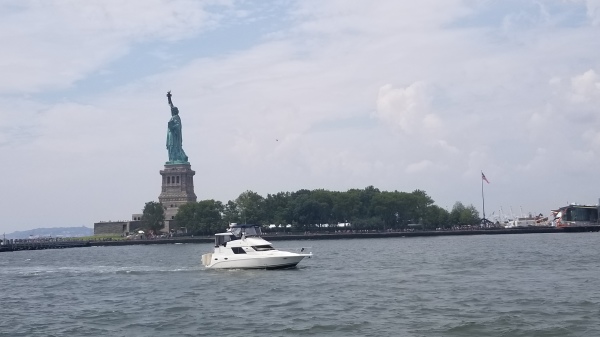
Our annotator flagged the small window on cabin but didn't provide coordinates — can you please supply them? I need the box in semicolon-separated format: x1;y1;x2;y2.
231;247;247;254
565;209;572;221
591;209;599;222
252;245;274;251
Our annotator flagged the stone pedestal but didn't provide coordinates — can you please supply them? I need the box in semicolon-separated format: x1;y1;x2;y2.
158;163;197;231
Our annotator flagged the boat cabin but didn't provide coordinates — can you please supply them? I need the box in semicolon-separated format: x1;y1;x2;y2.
553;204;599;227
214;224;265;247
214;233;236;247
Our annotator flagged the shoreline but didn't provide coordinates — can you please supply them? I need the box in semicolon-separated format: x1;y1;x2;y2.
87;226;599;247
2;226;598;252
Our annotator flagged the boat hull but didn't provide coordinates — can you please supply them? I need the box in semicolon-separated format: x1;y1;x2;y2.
203;253;309;270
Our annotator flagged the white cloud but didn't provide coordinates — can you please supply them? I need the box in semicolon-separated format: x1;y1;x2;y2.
522;68;600;178
0;0;214;93
569;69;600;103
515;147;548;172
582;129;600;152
436;140;459;154
374;82;441;135
585;0;600;25
406;160;433;174
3;1;600;232
292;0;469;35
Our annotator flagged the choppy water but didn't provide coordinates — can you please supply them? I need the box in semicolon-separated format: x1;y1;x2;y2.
1;233;599;337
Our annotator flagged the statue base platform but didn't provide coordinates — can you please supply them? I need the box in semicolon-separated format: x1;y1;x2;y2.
158;163;197;231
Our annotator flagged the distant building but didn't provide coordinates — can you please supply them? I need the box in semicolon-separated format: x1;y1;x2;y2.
553;203;600;227
93;215;146;236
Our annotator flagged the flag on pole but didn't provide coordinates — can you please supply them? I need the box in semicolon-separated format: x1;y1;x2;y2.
481;171;490;184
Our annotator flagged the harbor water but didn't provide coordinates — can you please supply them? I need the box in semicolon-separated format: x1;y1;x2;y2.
1;232;599;336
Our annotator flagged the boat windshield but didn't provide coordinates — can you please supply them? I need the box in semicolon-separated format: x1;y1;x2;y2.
229;225;262;237
215;234;235;247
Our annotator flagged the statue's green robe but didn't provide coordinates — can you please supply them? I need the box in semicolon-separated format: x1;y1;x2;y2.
166;114;188;163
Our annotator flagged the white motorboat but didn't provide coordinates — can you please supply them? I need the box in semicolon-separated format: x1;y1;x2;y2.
201;224;312;270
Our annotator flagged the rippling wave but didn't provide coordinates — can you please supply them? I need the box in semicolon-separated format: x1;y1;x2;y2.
1;233;599;336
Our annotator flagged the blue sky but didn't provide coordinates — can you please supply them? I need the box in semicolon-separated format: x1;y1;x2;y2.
1;0;600;233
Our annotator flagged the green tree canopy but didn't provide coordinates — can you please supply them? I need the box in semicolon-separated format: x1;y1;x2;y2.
423;205;450;229
175;200;225;235
142;201;165;234
265;192;293;225
223;200;239;225
235;190;266;225
291;194;330;230
450;202;480;226
158;186;481;234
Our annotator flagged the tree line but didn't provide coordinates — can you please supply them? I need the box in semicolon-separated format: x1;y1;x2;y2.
142;186;480;235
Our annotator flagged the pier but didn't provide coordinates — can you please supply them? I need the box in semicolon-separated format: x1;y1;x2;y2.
0;239;90;252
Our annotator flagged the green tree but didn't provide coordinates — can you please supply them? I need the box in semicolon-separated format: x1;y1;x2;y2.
450;202;480;226
357;186;381;219
460;204;480;225
175;199;225;235
352;216;384;230
331;191;359;224
310;189;334;225
223;200;239;225
423;205;450;229
264;192;293;227
291;194;329;230
450;202;465;226
213;186;478;233
409;189;434;225
372;192;402;230
236;190;266;225
142;201;165;234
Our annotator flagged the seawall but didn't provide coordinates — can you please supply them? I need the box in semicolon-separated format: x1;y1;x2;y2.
87;226;599;247
2;226;597;252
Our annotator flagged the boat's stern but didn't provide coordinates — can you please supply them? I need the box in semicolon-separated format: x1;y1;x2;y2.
201;253;213;267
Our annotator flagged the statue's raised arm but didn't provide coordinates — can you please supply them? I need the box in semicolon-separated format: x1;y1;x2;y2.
167;90;174;107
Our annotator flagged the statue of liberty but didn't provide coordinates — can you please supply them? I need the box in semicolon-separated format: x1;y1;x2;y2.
166;91;189;164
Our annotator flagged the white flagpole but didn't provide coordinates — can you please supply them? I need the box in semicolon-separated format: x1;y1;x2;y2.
481;172;486;223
